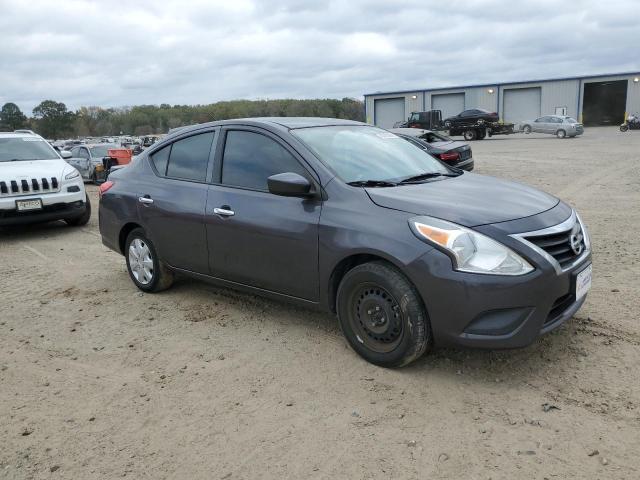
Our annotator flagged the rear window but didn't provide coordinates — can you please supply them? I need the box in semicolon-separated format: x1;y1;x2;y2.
0;137;59;162
165;132;214;182
150;145;170;175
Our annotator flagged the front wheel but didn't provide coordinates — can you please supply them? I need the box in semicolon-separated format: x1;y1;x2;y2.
523;125;532;134
556;129;567;139
65;195;91;226
620;124;629;132
125;228;174;292
336;261;431;368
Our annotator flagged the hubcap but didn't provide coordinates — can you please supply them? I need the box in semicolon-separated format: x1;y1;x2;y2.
351;285;403;353
128;238;154;285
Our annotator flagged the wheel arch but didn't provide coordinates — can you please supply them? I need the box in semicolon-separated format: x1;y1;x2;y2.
118;222;144;254
327;252;407;314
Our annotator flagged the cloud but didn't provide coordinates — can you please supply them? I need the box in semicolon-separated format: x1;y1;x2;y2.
0;0;637;113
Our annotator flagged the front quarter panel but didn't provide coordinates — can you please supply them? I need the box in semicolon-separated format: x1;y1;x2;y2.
318;182;434;310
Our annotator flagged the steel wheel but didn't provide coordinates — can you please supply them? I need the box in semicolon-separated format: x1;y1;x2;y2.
128;238;154;285
349;283;404;354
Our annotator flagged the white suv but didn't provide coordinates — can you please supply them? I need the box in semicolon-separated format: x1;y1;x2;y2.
0;132;90;226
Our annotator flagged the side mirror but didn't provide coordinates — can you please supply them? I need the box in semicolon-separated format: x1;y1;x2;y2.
267;172;313;197
60;150;72;159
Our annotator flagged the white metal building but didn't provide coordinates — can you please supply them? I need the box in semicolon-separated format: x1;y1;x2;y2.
365;72;640;129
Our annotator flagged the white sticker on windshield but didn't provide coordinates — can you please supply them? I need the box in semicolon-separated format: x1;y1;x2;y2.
22;137;44;142
375;132;399;139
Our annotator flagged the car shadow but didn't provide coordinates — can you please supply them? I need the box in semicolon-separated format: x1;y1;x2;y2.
169;275;582;383
0;220;77;240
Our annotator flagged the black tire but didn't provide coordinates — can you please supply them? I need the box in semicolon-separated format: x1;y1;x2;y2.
336;261;431;368
556;129;566;139
125;228;174;293
463;129;477;141
65;195;91;226
444;120;452;128
620;125;628;132
523;125;532;134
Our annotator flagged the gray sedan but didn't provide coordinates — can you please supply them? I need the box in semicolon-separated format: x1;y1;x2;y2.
522;115;584;138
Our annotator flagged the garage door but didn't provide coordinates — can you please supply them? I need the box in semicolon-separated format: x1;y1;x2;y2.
431;93;465;119
503;87;541;123
374;98;405;129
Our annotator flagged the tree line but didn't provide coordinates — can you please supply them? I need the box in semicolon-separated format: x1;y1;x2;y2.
0;98;365;139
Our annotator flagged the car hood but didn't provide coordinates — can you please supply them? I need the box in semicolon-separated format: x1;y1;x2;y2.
0;159;70;182
365;172;558;227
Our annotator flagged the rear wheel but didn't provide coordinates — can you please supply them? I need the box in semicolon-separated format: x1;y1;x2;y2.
336;261;430;368
65;195;91;226
620;125;628;132
556;129;566;139
463;129;477;141
125;228;174;292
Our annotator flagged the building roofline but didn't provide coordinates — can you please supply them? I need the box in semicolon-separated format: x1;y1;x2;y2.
363;71;640;97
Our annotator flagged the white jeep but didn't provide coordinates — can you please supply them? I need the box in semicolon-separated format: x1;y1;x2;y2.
0;132;90;227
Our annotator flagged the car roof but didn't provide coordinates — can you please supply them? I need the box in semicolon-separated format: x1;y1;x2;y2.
389;128;433;137
0;131;43;139
165;117;368;139
82;143;120;148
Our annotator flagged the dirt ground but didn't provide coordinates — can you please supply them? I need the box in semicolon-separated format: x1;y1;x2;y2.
1;127;639;479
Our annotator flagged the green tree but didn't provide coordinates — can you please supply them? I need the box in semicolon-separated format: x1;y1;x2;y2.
0;102;28;130
32;100;75;138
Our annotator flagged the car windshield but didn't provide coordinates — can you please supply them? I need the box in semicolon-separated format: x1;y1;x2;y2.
0;137;59;162
90;145;116;157
292;126;450;183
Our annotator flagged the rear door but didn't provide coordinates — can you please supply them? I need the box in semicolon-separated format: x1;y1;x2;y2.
136;130;216;274
205;127;322;300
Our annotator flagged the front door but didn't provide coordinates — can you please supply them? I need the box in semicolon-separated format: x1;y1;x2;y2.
68;146;91;179
205;127;321;301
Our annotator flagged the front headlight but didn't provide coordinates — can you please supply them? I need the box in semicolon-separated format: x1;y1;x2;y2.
64;169;80;180
409;216;534;276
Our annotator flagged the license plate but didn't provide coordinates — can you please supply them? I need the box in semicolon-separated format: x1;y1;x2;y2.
16;199;43;211
575;264;592;301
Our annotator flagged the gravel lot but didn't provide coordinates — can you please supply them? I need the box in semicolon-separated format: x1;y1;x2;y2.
1;127;639;479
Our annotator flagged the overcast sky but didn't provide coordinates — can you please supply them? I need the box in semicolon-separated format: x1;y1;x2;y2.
1;0;638;112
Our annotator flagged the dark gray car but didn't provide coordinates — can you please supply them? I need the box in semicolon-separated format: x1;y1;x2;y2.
99;118;592;367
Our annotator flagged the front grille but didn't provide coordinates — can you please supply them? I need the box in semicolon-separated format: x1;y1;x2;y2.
0;177;60;197
524;219;586;269
545;293;575;326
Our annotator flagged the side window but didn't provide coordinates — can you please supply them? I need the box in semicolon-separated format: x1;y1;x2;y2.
221;130;309;191
166;132;214;182
70;147;80;156
150;144;171;176
78;148;90;159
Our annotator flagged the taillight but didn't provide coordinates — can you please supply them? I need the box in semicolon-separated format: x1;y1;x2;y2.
99;180;114;197
439;152;459;161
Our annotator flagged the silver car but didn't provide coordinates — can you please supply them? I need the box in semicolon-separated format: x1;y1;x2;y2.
522;115;584;138
67;143;119;183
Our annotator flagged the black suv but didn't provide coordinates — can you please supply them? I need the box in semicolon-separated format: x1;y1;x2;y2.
99;118;592;368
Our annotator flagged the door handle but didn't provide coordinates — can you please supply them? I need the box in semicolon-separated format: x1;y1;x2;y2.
138;196;154;205
213;207;235;217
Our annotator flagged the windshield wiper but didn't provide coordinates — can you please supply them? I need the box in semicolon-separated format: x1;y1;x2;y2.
399;171;460;184
347;179;398;187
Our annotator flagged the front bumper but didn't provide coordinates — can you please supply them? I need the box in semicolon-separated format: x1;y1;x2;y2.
0;184;86;226
404;202;591;349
